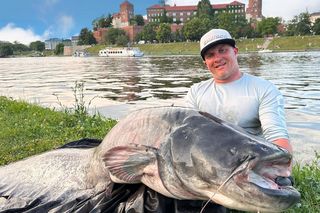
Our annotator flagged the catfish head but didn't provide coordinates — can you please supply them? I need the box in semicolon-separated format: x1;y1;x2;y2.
166;111;300;212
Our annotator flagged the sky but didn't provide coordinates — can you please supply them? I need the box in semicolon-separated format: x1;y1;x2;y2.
0;0;319;45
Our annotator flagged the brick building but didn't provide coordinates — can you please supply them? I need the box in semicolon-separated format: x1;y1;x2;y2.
93;0;143;43
112;0;134;28
246;0;263;21
147;1;246;24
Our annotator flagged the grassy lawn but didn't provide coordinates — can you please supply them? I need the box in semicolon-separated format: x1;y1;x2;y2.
0;96;319;212
0;96;116;165
86;35;320;56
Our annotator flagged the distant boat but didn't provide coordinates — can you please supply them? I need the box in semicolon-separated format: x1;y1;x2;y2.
73;50;89;57
98;47;144;57
258;49;273;53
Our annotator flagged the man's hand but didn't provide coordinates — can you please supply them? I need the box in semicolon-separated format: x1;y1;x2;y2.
273;138;293;184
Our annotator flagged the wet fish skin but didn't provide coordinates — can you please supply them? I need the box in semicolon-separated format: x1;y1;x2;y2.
99;107;300;212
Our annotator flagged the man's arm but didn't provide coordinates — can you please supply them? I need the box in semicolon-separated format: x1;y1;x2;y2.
273;138;292;154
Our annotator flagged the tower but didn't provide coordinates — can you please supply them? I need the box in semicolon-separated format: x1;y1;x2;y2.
120;0;134;24
246;0;262;21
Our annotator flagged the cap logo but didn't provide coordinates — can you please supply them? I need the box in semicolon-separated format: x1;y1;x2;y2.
202;34;227;47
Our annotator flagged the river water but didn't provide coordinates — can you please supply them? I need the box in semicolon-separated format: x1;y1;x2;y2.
0;52;319;163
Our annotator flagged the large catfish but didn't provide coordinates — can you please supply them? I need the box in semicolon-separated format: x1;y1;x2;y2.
0;107;300;212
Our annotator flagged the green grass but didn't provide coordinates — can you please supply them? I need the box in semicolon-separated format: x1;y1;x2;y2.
0;95;117;165
0;95;319;212
86;35;320;56
270;35;320;52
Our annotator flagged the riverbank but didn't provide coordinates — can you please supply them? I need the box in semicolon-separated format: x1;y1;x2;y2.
0;96;319;212
87;35;320;56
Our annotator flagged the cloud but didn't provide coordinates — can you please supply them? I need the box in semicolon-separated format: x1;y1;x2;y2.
44;0;60;7
56;15;75;37
0;23;49;45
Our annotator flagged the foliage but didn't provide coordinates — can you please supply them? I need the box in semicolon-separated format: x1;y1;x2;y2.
171;29;185;42
78;28;97;45
105;28;128;45
312;18;320;35
130;15;145;26
159;10;173;24
285;153;320;213
12;42;30;52
29;41;45;52
197;0;213;18
235;17;256;38
156;23;172;43
257;17;281;36
92;14;113;30
0;42;14;57
183;17;212;41
54;43;64;55
215;13;237;36
136;22;159;43
286;12;312;36
115;34;129;46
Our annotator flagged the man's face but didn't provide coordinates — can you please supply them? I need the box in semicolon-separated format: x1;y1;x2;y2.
203;44;240;83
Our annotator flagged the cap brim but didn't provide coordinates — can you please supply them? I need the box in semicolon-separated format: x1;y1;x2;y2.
200;38;236;60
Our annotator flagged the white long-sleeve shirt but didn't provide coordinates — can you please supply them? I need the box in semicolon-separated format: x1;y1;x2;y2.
185;73;289;142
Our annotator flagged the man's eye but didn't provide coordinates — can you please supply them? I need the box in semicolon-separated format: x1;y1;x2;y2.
205;53;213;59
219;48;227;53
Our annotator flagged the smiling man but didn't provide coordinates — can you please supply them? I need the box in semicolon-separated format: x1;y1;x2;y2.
185;29;293;182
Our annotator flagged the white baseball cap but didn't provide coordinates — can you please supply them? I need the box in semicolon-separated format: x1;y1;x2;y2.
200;29;236;60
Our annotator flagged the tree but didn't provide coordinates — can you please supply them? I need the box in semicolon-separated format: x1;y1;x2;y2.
54;43;64;55
159;10;173;24
105;28;127;45
115;34;129;46
286;12;312;36
29;41;45;52
257;17;281;36
183;17;212;41
92;14;113;30
233;16;253;38
12;42;30;52
78;28;97;45
215;13;237;36
197;0;213;19
312;18;320;35
156;23;171;43
296;12;312;35
0;43;13;57
137;22;158;43
130;15;145;26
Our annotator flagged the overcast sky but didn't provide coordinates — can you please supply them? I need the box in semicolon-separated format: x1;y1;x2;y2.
0;0;319;45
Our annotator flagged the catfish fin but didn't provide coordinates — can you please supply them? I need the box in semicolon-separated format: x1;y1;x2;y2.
102;143;158;183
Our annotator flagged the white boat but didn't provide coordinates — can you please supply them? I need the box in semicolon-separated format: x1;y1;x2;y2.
98;47;144;57
258;49;273;53
73;50;89;57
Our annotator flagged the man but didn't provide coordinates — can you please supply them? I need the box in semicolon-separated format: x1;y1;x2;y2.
186;29;293;176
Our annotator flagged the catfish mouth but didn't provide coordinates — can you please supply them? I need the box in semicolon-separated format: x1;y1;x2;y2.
234;152;300;201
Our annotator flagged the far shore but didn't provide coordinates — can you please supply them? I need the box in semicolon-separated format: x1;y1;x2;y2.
86;35;320;56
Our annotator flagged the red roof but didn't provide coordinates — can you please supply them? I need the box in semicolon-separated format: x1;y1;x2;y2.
148;1;244;11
